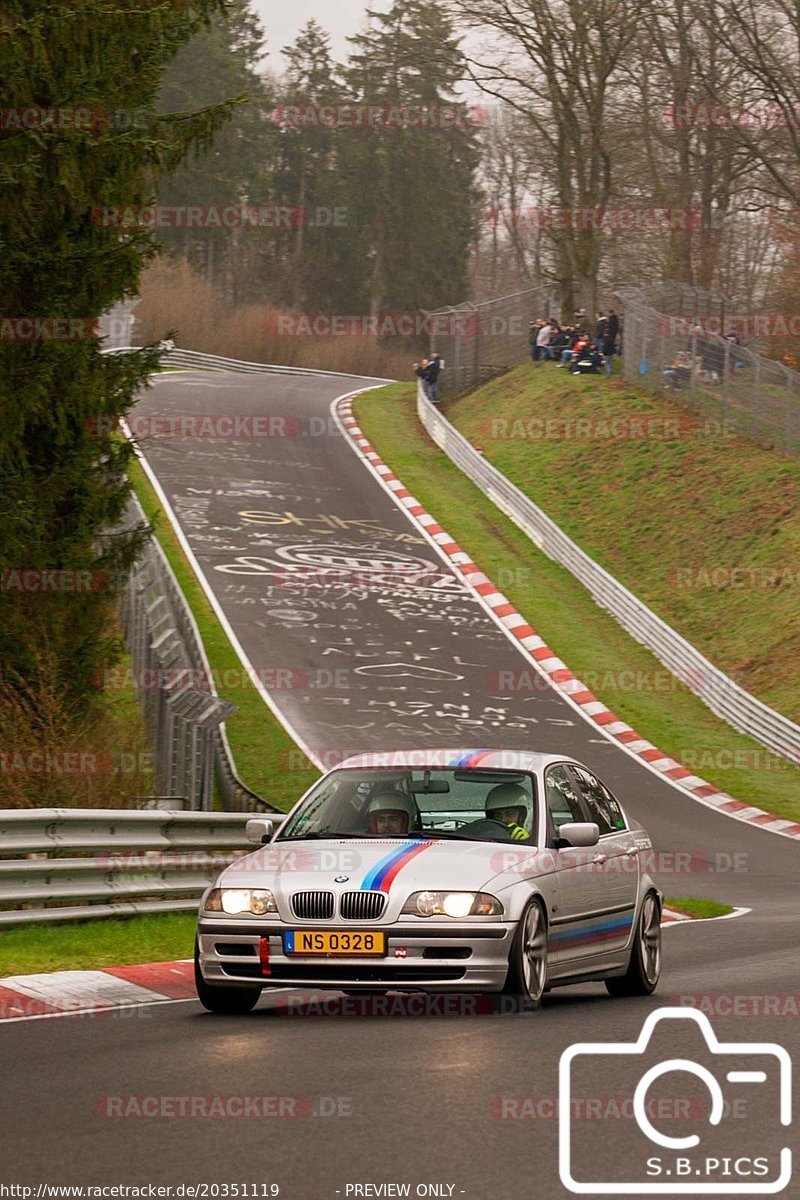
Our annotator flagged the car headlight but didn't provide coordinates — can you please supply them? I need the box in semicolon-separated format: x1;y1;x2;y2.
204;888;278;916
401;891;503;918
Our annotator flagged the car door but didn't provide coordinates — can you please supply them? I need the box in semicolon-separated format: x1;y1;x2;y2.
544;762;612;971
569;764;639;954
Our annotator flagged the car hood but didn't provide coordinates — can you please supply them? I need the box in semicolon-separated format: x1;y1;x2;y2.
218;838;554;899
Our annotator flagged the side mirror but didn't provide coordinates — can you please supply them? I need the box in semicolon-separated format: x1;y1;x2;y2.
556;822;600;848
246;818;275;845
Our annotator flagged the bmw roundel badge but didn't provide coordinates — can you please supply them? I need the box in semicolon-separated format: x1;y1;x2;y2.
334;874;349;883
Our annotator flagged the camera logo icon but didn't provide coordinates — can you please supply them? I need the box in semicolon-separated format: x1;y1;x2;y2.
559;1007;792;1194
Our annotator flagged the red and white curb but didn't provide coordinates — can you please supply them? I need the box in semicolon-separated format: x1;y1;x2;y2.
335;396;800;843
0;961;196;1022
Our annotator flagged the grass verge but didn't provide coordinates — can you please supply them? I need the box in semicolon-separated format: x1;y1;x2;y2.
665;897;736;920
353;384;800;821
0;913;197;976
127;454;318;809
448;363;800;721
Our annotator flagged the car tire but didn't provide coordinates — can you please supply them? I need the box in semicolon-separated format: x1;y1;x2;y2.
194;943;261;1015
502;898;548;1010
605;892;662;998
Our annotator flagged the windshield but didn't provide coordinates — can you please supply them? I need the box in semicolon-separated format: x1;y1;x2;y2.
278;768;538;844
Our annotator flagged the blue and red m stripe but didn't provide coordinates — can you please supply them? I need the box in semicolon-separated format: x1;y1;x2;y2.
360;841;435;892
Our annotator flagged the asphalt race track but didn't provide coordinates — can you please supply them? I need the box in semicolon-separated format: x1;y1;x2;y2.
3;369;797;1199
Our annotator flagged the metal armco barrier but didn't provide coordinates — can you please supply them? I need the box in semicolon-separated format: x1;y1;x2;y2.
417;385;800;765
107;345;394;381
0;808;257;926
122;494;273;813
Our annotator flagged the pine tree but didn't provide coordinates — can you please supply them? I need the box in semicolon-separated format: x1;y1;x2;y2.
0;0;241;708
339;1;481;319
156;0;277;302
271;20;347;310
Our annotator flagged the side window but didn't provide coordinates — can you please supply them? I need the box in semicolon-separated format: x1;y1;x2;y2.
545;764;586;832
571;767;627;835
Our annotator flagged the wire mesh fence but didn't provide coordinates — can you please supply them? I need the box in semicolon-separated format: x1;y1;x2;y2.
615;284;800;457
120;496;273;813
425;284;559;394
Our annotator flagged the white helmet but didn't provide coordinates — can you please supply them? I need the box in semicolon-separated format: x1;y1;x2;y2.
486;782;528;828
367;790;418;833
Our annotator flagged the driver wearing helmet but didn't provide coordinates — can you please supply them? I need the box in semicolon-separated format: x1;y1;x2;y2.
367;790;419;836
485;782;530;842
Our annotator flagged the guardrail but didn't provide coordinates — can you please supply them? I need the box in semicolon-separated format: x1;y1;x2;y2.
122;493;274;813
107;345;394;382
417;384;800;765
0;808;260;926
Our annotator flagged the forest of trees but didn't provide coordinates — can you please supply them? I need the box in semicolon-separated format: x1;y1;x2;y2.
142;0;799;355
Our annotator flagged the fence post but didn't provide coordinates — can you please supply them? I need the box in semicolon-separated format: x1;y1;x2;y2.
785;367;794;454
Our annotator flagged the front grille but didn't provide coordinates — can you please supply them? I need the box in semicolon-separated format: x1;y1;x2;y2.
340;891;387;921
291;890;335;920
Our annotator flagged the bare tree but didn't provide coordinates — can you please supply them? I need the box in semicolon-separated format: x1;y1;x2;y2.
451;0;646;314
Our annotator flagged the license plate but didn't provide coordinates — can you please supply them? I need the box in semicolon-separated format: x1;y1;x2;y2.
284;930;386;957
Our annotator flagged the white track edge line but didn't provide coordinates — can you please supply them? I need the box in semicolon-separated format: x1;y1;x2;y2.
122;385;388;772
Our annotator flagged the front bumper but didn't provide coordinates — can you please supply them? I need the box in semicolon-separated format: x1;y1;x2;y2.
197;918;515;991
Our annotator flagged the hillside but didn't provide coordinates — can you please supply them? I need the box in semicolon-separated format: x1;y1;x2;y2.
446;364;800;723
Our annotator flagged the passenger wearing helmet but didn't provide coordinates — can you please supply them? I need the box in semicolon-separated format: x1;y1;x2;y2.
485;782;530;842
367;790;419;836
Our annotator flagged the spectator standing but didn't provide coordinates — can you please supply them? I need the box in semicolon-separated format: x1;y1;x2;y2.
426;352;443;404
601;325;616;376
529;321;541;362
594;312;608;348
536;319;554;362
414;357;431;399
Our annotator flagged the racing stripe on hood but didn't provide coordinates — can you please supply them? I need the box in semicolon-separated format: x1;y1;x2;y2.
361;841;435;892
